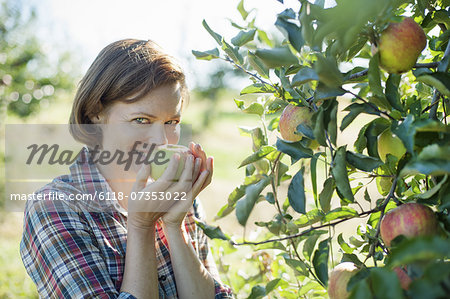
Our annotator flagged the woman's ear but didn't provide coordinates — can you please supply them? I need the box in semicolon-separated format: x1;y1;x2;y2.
90;113;105;124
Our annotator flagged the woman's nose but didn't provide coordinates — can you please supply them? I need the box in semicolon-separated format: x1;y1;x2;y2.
147;123;168;146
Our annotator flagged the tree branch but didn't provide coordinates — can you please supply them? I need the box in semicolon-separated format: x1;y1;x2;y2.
344;89;397;121
347;62;439;81
230;209;375;246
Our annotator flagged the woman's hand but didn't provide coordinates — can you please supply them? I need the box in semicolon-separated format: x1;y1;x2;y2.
162;143;213;228
127;153;198;230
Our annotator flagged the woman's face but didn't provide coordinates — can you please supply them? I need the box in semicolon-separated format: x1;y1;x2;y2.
96;82;183;175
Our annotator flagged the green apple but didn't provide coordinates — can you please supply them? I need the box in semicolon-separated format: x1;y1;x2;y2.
328;262;359;299
377;128;406;162
378;17;427;74
279;104;313;142
380;202;438;247
147;144;190;180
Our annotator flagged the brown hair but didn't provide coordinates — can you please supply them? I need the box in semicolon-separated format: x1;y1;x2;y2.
69;39;188;146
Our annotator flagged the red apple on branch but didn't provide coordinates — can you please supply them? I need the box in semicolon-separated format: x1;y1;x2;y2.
380;202;438;247
377;17;427;74
328;262;359;299
279;104;313;142
393;266;413;290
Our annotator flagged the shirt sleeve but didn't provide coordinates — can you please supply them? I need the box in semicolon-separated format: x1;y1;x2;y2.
191;199;234;299
20;197;137;299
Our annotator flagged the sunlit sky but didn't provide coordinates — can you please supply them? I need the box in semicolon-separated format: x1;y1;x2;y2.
35;0;310;88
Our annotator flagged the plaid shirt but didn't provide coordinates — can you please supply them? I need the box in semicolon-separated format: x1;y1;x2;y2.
20;147;234;298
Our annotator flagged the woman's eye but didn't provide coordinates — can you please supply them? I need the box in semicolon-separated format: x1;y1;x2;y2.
133;117;151;124
165;120;180;125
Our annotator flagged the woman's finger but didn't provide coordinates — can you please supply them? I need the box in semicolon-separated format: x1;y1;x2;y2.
133;164;151;192
193;157;201;181
192;170;209;198
200;157;213;192
156;153;181;188
178;154;194;183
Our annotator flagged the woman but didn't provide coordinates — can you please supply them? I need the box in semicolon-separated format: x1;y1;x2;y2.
20;39;234;298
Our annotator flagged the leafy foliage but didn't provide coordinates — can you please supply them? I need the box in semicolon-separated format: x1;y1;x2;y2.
0;0;77;118
194;0;450;297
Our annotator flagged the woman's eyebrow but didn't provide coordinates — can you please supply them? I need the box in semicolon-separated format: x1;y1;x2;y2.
130;112;181;118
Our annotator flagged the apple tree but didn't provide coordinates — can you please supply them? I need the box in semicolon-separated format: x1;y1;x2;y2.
193;0;449;298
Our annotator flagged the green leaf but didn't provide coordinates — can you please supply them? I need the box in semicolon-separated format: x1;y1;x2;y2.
285;257;309;277
338;233;355;254
202;20;223;45
342;253;364;267
296;123;314;140
311;153;321;205
326;99;338;145
239;146;276;168
348;279;372;299
391;114;415;154
400;159;450;177
294;209;325;228
237;0;249;20
292;67;319;86
222;39;243;65
195;220;230;240
276;138;313;163
314;84;346;101
323;207;358;222
247;285;266;299
192;48;220;60
231;29;256;47
385;74;403;111
240;83;276;95
314;54;343;87
368;54;390;110
257;29;274;47
247;51;269;78
368;268;404;299
312;239;329;286
236;176;271;226
319;177;334;213
275;15;304;52
265;278;288;294
254;47;298;68
303;230;327;261
331;146;354;203
346;151;383;172
288;167;306;214
414;71;450;97
386;236;450;268
340;103;380;131
313;109;327;146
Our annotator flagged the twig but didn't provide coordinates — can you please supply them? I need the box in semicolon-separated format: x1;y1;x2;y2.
222;56;284;99
430;40;450;119
364;176;398;263
346;62;439;81
344;89;397;121
230;209;375;246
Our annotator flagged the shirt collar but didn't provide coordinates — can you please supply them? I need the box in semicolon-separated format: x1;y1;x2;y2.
69;146;127;215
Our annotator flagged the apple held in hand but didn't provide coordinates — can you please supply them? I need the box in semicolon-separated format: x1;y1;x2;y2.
147;144;191;180
377;128;406;162
377;17;427;74
279;104;313;142
380;202;438;247
328;262;359;299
